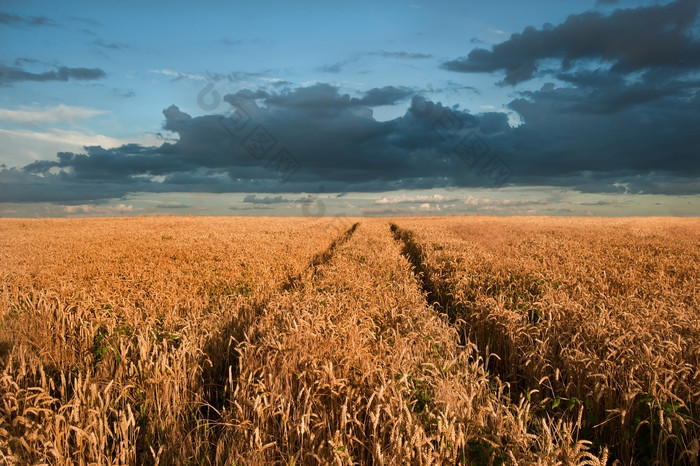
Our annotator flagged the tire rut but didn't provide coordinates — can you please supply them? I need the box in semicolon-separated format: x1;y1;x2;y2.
282;222;359;291
198;221;360;452
390;223;515;382
390;223;455;322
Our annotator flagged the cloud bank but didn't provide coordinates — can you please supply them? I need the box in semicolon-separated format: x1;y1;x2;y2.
443;0;700;85
1;0;698;205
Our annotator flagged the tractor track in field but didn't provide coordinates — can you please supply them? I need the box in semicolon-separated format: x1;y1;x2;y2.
282;221;359;291
390;224;455;321
389;222;619;461
198;222;359;458
390;223;524;386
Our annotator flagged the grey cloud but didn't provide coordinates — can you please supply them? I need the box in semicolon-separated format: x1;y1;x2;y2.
443;0;700;85
205;70;289;86
220;38;245;47
14;57;53;67
553;70;700;114
243;195;291;204
369;50;432;60
444;80;480;95
321;50;433;73
163;105;192;122
22;144;187;181
360;207;419;216
229;205;273;211
500;81;700;192
0;167;148;203
436;0;700;191
155;202;191;209
321;59;356;74
219;37;267;47
478;112;510;135
2;79;699;203
115;88;135;98
356;86;414;106
91;39;128;50
1;85;510;202
67;16;100;26
257;84;411;111
0;11;56;27
0;64;106;85
577;200;618;206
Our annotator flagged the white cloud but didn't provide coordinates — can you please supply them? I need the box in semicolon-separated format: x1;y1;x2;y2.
0;104;105;125
0;127;124;148
63;203;141;215
259;77;288;84
0;127;163;167
375;193;448;204
0;104;150;167
464;195;548;207
149;69;207;81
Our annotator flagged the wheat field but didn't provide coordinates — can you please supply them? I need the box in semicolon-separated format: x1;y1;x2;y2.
0;216;697;465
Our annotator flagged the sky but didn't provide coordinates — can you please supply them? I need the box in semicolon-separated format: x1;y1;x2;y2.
1;0;699;217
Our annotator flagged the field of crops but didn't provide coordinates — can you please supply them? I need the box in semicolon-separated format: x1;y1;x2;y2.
1;216;698;465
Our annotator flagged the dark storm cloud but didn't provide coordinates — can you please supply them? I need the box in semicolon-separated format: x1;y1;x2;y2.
428;0;700;196
552;71;700;114
2;77;699;203
0;64;106;85
355;86;414;106
0;84;511;202
257;84;411;111
0;167;152;203
21;144;192;183
443;0;700;85
477;112;510;135
499;79;700;193
0;11;56;27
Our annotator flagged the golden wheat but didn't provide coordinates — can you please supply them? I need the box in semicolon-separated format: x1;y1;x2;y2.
2;216;692;464
392;216;699;465
0;217;343;464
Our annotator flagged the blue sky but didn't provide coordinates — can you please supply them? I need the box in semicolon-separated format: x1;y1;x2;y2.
1;0;699;217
